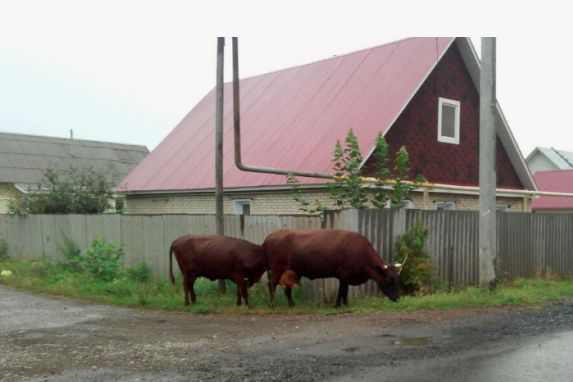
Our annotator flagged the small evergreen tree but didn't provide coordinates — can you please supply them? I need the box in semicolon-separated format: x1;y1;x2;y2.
325;130;368;209
394;221;433;294
288;129;426;212
287;174;326;215
371;133;391;208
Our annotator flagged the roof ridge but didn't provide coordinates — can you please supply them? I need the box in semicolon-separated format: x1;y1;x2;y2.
0;131;148;150
230;37;420;83
550;147;573;168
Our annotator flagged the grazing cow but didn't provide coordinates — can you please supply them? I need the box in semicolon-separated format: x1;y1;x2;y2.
169;235;267;306
263;229;401;307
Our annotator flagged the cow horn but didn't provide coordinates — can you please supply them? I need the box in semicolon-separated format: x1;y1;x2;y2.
396;253;409;275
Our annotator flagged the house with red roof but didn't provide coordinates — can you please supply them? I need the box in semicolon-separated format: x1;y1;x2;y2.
526;147;573;175
532;170;573;213
118;37;535;215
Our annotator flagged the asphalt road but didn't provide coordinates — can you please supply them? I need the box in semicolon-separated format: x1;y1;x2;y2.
347;330;573;382
1;285;573;382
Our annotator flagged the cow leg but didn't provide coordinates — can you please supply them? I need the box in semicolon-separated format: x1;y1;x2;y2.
267;270;274;303
234;278;248;307
335;282;349;308
269;270;282;307
241;278;249;307
183;274;197;305
341;282;349;306
189;276;197;304
284;287;294;307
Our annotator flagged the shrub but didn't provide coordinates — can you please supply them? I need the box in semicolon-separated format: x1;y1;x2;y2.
0;238;8;260
394;222;433;294
8;165;117;214
80;238;124;281
127;262;152;283
58;234;82;270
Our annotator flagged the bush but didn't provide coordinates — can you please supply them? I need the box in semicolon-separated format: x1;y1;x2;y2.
394;222;433;294
79;238;124;281
127;262;152;283
58;234;82;270
8;165;117;214
0;238;8;260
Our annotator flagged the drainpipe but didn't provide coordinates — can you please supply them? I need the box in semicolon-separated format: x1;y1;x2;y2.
232;37;332;180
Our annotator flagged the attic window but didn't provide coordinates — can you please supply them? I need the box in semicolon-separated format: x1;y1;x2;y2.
437;97;460;144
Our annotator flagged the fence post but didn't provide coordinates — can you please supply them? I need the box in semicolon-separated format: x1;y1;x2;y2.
391;208;407;261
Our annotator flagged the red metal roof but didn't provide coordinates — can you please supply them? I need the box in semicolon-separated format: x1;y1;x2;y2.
532;169;573;209
119;37;454;192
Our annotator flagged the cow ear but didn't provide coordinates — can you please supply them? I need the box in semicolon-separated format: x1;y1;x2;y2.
376;264;389;274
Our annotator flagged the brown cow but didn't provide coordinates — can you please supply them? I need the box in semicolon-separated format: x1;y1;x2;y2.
263;229;401;307
169;235;267;306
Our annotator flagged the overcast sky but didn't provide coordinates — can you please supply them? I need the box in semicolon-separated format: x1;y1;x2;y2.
1;1;571;158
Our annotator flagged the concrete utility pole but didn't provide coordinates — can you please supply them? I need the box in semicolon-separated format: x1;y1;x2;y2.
479;37;497;289
215;37;226;294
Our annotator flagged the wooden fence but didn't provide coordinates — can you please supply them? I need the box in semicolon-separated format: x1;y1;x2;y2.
1;210;572;303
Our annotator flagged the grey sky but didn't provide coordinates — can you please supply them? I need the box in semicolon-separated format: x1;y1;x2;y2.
1;1;571;158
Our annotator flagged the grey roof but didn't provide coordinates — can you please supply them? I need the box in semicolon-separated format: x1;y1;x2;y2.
527;147;573;170
0;132;149;187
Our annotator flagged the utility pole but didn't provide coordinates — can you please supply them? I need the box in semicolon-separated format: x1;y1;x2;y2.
215;37;226;294
479;37;497;289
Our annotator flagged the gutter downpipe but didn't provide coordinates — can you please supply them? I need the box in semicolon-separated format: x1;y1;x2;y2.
232;37;332;181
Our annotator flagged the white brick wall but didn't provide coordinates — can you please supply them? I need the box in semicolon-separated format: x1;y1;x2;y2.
124;189;527;214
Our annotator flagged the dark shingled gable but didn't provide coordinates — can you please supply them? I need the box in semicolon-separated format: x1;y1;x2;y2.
364;44;524;189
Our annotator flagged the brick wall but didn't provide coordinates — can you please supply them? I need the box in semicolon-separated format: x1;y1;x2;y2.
124;190;336;215
124;189;527;215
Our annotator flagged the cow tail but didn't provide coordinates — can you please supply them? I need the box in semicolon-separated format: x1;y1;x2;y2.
169;245;176;286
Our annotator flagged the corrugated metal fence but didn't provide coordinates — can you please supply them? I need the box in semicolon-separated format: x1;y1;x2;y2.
1;210;572;302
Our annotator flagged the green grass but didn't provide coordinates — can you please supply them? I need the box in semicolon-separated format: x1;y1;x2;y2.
1;258;573;315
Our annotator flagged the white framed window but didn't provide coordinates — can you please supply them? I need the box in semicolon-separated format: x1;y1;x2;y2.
437;97;460;144
435;201;456;210
232;199;251;215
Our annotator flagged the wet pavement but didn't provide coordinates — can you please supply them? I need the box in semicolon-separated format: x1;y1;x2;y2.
353;330;573;381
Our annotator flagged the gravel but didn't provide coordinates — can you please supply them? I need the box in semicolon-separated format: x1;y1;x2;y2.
1;286;572;382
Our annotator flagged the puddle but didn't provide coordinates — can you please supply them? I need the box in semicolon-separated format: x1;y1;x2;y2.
393;336;431;346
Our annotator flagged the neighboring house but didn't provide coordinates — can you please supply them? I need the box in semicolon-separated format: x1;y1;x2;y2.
532;169;573;213
526;147;573;175
0;132;149;213
119;37;535;215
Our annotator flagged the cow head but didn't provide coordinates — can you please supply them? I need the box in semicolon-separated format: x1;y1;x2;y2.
375;264;400;302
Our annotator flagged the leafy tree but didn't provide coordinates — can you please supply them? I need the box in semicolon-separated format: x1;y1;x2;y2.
9;165;117;214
